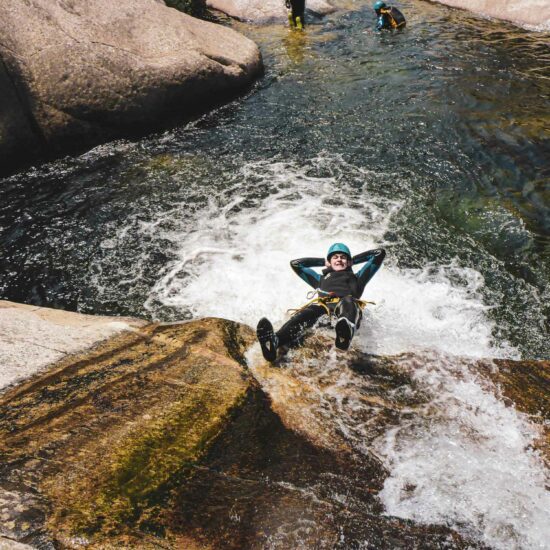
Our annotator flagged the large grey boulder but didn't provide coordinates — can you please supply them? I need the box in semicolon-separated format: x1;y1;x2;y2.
433;0;550;30
207;0;336;23
0;0;262;175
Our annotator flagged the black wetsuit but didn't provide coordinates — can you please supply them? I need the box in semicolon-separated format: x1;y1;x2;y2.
277;249;386;346
287;0;305;27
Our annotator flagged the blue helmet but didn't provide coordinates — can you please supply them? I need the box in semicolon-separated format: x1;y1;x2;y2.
373;1;387;10
327;242;351;260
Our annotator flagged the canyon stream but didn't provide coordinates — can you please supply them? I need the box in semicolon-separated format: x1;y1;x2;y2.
0;1;549;548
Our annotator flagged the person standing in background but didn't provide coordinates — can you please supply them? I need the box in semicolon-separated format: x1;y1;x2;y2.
286;0;305;29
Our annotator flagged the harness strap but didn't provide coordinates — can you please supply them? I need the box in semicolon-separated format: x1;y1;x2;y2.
287;291;375;318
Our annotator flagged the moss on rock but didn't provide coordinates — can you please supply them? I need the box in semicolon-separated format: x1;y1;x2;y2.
0;318;255;546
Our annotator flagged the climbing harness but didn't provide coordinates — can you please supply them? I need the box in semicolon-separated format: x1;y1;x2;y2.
287;290;375;318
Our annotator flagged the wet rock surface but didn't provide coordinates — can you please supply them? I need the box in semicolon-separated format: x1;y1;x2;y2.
484;358;550;464
0;0;262;175
0;320;492;548
207;0;336;23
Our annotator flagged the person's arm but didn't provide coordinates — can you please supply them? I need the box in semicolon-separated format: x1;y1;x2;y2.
290;257;324;289
353;248;386;295
376;14;385;30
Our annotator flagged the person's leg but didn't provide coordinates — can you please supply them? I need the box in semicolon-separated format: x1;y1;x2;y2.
257;305;326;362
277;304;326;346
290;0;306;28
334;296;360;350
257;317;278;361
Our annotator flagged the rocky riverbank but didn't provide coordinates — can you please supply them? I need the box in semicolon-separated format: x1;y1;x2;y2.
1;303;547;548
0;0;262;176
432;0;550;31
207;0;336;22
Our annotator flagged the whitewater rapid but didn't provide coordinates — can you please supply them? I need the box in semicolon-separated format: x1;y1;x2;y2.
118;156;546;549
143;157;515;360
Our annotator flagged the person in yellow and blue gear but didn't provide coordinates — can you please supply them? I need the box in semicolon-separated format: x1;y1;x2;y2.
286;0;305;29
374;1;406;30
256;244;386;362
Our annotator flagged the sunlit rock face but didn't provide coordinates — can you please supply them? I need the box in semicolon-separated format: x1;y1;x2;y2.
1;319;484;549
0;319;255;547
0;0;262;175
206;0;336;22
0;300;148;391
432;0;550;30
249;337;550;550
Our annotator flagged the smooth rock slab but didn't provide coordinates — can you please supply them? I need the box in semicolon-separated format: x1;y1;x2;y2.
432;0;550;30
0;300;147;392
207;0;336;22
0;0;262;175
0;318;256;548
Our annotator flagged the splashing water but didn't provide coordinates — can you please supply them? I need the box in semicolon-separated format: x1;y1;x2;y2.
374;353;550;550
144;157;514;360
139;157;548;548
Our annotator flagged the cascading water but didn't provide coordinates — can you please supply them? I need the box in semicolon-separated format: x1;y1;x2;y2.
142;156;515;360
0;1;548;548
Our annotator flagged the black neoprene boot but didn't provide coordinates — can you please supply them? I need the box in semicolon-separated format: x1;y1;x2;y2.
335;317;355;350
256;317;279;362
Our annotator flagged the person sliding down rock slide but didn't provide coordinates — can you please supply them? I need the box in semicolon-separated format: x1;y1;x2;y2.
286;0;306;29
257;244;386;362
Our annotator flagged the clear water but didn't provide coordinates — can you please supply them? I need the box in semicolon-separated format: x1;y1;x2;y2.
0;2;549;547
0;1;547;359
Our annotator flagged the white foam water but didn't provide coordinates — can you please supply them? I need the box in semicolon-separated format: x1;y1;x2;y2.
144;157;512;359
141;157;546;549
374;353;550;550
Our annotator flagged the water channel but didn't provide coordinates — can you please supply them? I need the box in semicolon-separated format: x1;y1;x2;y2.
0;1;549;547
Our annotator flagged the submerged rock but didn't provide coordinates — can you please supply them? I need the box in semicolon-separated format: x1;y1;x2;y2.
0;0;262;176
250;338;549;548
207;0;336;23
486;357;550;463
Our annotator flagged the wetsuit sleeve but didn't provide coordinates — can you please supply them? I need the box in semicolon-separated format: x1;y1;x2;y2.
290;257;324;289
376;14;386;30
352;249;386;295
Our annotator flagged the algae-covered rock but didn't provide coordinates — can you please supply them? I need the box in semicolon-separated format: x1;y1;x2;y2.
0;318;255;547
0;318;488;548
